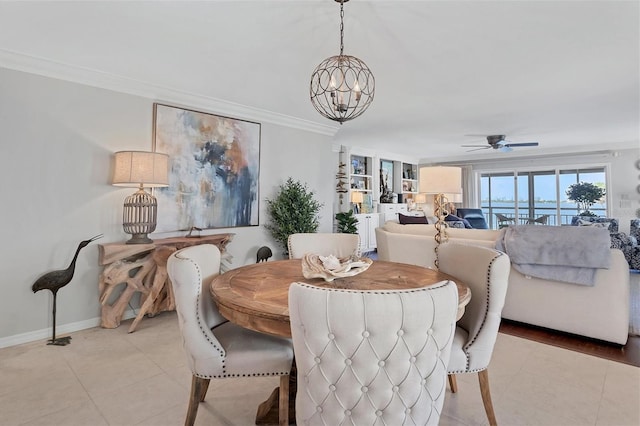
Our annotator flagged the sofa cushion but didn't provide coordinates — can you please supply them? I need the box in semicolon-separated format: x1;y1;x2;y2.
398;213;428;225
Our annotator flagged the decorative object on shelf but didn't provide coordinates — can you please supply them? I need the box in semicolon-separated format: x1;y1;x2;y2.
112;151;169;244
265;178;323;255
256;246;273;263
420;166;462;269
32;234;103;345
301;253;372;282
336;209;359;234
566;181;606;217
336;145;348;205
153;103;260;231
310;0;375;124
185;226;202;238
351;190;364;214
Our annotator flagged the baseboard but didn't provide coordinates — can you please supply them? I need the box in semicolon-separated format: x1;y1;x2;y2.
0;309;137;349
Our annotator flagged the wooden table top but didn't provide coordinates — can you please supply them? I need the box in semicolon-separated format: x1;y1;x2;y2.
211;259;471;338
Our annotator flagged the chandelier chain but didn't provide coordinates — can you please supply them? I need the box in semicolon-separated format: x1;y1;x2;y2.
339;1;344;55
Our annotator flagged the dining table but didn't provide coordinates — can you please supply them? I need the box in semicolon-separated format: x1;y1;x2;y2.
210;258;471;424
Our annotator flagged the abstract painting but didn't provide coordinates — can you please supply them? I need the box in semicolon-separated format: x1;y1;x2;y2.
153;103;260;231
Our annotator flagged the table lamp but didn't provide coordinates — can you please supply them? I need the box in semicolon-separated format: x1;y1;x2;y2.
413;193;427;210
351;191;364;214
112;151;169;244
419;166;462;268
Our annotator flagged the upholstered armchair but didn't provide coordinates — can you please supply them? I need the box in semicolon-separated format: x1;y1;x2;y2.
167;244;294;426
289;281;459;425
573;217;640;270
456;208;489;229
287;233;360;259
618;219;640;270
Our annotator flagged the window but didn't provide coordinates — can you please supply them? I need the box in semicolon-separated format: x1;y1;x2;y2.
480;167;607;229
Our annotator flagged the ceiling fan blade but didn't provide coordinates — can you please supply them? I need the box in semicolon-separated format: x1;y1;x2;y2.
504;142;539;147
461;144;490;148
466;147;491;152
499;146;513;153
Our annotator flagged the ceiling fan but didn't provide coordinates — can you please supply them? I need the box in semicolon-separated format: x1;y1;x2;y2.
462;135;539;153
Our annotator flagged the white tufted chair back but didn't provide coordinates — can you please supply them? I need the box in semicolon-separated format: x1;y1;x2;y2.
438;243;510;372
438;243;510;426
288;233;360;259
168;244;294;426
289;281;459;426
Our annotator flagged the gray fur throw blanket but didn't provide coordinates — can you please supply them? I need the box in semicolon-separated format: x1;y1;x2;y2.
495;225;611;286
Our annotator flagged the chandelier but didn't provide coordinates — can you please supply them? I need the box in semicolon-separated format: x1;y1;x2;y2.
310;0;375;124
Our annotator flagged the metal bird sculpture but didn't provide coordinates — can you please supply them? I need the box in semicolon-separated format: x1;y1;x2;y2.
256;246;273;263
32;234;103;345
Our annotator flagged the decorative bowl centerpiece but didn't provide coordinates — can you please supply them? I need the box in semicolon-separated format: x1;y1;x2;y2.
301;253;372;282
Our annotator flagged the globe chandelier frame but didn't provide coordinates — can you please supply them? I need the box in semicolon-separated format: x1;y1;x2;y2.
310;0;375;124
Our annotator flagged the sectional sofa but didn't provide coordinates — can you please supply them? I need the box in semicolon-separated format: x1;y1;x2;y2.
375;222;630;345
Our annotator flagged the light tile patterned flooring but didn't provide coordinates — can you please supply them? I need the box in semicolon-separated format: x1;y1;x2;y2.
1;312;638;426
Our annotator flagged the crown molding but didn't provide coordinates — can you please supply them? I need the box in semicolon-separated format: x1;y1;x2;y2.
0;49;339;137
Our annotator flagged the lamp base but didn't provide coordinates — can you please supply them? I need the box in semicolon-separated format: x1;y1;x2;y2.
122;187;158;245
126;233;154;245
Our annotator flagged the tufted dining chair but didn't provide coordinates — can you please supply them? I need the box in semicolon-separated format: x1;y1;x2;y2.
167;244;294;426
287;232;360;259
289;280;459;426
438;243;511;426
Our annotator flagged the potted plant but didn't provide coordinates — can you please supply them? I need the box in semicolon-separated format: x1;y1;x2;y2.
265;178;324;254
566;181;606;217
335;210;359;234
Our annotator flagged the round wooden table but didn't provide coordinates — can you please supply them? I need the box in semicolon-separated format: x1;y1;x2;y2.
210;259;471;425
210;259;471;338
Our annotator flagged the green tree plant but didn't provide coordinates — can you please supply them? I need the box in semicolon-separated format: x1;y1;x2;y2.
265;178;324;254
335;210;359;234
566;181;606;217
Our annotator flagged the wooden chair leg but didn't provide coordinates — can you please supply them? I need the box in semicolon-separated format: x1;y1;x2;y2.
199;379;210;402
448;374;458;393
478;369;497;426
279;375;290;426
185;375;208;426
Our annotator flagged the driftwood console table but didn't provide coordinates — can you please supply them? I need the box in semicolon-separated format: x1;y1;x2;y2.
98;233;234;332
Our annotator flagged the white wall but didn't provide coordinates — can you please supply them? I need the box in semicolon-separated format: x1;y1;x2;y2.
0;67;335;344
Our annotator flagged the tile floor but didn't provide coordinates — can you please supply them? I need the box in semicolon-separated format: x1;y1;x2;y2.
1;312;638;426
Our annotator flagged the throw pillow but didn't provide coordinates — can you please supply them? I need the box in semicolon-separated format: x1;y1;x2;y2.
444;214;473;229
577;219;609;228
398;213;428;225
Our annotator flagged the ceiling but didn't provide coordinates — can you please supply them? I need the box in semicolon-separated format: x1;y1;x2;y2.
0;1;638;162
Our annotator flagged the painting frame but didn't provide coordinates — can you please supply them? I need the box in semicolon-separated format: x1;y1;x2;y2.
152;103;261;232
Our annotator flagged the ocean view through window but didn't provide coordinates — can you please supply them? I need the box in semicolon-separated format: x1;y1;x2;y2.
480;167;607;229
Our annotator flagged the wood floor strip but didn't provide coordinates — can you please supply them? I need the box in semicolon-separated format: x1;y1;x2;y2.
499;319;640;368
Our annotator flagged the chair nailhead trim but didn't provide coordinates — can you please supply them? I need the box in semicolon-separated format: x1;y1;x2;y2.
462;251;504;371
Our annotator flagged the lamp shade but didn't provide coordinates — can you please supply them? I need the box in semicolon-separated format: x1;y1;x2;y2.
445;193;463;203
414;193;428;204
419;166;462;195
350;191;364;203
112;151;169;187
